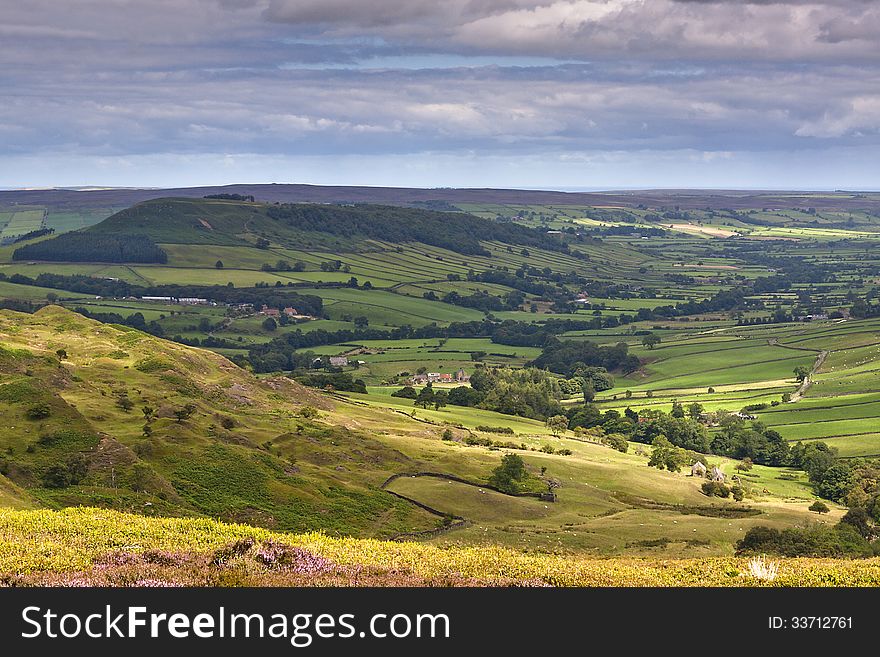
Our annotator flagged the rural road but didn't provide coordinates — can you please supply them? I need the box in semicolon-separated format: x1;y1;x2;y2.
789;350;829;403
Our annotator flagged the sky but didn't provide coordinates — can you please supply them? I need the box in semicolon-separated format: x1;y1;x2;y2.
2;0;879;190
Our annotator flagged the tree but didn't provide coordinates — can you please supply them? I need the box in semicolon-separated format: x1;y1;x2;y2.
642;333;661;349
391;386;418;399
114;394;134;412
809;500;830;514
353;316;369;329
433;390;449;411
546;415;569;437
488;453;528;493
816;463;854;501
173;403;197;423
670;400;685;418
215;260;224;269
46;292;58;304
262;317;277;332
735;457;753;472
414;386;435;409
55;348;67;360
794;365;810;382
582;379;595;404
647;436;689;473
687;402;704;420
603;433;628;453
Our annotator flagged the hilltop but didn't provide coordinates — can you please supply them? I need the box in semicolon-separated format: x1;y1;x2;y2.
3;184;880;214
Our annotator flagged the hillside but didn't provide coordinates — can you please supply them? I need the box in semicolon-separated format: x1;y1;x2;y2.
0;306;438;536
12;198;567;262
0;307;841;557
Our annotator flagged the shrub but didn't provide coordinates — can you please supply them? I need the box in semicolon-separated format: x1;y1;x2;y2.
391;386;418;399
25;403;51;420
476;425;515;435
736;524;873;558
735;457;753;472
701;481;731;498
488;453;528;494
603;434;628;453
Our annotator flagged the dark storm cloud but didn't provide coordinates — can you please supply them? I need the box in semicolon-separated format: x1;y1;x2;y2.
2;0;879;187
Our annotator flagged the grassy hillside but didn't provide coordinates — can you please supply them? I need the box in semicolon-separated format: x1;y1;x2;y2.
0;307;837;557
0;306;437;537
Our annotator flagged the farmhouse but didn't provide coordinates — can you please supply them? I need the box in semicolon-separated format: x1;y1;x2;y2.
260;305;280;317
691;461;707;477
410;372;456;384
455;368;470;383
329;356;349;368
283;307;298;317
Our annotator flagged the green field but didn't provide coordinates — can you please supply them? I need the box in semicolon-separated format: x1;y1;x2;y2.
4;195;880;569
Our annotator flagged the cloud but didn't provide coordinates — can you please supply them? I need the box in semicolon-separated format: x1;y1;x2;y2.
262;0;880;62
1;0;880;188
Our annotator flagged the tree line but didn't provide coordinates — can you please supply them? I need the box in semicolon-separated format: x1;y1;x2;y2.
13;233;168;264
265;203;569;257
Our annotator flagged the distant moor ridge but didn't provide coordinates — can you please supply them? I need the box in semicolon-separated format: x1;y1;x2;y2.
11;198;569;264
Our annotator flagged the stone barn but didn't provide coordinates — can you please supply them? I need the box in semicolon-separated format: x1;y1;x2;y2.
691;461;707;477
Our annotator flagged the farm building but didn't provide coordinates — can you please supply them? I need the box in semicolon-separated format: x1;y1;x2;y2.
329;356;349;368
691;462;707;477
410;372;455;384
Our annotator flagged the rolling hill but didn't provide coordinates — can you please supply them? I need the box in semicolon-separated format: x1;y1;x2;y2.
12;197;568;262
0;306;839;557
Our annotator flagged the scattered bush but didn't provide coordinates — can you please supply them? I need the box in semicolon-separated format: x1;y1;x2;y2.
701;481;731;498
476;425;515;435
25;403;51;420
603;434;629;453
